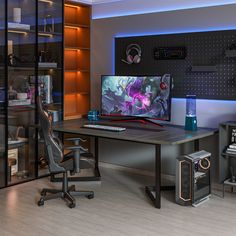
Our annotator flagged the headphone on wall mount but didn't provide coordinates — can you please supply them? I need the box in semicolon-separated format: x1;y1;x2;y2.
160;74;170;90
122;44;142;64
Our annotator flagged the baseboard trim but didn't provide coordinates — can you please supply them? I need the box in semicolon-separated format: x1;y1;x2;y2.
99;162;175;182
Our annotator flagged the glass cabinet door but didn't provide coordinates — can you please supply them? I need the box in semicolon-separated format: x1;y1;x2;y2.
7;0;37;185
0;0;6;188
37;0;63;176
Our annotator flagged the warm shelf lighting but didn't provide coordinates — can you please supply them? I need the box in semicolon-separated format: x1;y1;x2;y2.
39;0;53;4
38;32;53;37
65;4;80;9
65;48;80;51
8;30;27;35
65;25;80;30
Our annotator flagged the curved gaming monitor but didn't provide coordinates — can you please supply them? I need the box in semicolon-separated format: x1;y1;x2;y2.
101;75;172;121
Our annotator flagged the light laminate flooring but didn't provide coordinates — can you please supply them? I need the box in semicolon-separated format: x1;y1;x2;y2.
0;167;236;236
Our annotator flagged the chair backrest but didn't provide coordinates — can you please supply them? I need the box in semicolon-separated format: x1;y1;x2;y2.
37;96;65;173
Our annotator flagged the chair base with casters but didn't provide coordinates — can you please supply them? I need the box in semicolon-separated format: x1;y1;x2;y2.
38;172;94;208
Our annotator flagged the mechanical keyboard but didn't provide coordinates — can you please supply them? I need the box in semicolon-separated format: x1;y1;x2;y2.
82;124;126;132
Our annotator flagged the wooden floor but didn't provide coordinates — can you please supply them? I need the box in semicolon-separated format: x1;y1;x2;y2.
0;166;236;236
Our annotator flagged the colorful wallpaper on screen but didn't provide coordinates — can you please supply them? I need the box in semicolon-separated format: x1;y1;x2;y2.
101;75;171;120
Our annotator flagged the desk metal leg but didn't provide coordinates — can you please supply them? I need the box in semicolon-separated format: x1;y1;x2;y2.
94;137;100;178
145;144;175;208
145;144;161;208
194;139;199;151
155;144;161;208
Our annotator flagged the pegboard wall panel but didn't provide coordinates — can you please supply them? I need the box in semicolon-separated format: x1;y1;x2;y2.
115;30;236;100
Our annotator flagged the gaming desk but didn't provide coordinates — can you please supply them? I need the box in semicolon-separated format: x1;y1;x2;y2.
53;118;216;209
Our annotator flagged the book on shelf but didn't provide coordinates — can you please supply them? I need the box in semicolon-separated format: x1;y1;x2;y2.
8;22;30;30
231;129;236;143
229;143;236;149
38;62;57;68
8;99;31;106
226;148;236;152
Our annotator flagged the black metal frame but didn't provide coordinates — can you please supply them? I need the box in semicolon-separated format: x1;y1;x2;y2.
1;0;67;189
4;0;8;187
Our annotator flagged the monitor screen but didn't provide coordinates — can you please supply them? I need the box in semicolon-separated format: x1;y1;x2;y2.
101;75;172;121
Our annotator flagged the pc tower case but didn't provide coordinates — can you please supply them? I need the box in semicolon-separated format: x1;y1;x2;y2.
176;150;211;206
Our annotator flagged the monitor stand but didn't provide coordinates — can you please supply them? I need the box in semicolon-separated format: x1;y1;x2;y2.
109;117;164;127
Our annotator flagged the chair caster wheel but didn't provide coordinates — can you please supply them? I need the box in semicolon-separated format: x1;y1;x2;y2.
40;190;46;196
69;203;76;208
38;199;44;206
87;194;94;199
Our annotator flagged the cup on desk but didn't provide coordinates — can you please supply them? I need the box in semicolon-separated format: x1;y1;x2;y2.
87;110;99;121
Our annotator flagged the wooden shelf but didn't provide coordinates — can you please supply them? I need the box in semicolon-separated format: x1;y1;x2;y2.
65;47;90;51
64;114;82;120
64;69;89;73
64;23;89;29
38;31;62;37
8;29;35;34
65;92;89;96
64;50;90;72
222;151;236;158
64;1;91;120
224;178;236;187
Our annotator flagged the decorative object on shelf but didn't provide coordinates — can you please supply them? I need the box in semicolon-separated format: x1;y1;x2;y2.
16;93;27;100
122;44;142;64
16;170;29;179
8;40;13;55
48;110;59;122
185;95;197;131
38;50;47;62
7;54;17;66
44;15;54;32
225;143;236;155
13;8;21;23
0;87;5;103
87;110;99;121
231;128;236;143
8;86;17;100
8;22;30;30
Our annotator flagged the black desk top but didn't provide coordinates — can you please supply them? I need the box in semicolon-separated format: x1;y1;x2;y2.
53;119;217;145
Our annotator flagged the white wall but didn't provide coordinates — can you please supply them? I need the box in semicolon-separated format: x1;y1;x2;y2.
92;0;236;19
91;4;236;178
91;4;236;128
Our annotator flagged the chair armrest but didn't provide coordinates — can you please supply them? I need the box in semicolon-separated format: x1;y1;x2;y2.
64;146;88;152
64;145;88;173
65;137;86;142
65;137;86;146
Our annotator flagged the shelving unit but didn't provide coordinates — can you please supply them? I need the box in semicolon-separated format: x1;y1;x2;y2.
64;1;91;120
0;0;64;187
219;121;236;188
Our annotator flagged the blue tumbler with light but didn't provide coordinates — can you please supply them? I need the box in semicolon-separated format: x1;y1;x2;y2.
185;95;197;131
87;110;99;121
